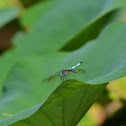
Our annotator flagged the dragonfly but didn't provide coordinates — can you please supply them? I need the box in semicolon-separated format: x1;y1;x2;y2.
43;61;86;83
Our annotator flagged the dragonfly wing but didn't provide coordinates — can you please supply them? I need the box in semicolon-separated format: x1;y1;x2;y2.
42;70;61;83
43;74;57;82
70;69;86;74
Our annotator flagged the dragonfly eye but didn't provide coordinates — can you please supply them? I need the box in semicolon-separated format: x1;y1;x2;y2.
58;73;62;78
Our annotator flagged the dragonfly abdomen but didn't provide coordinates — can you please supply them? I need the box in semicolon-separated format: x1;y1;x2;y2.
68;61;83;70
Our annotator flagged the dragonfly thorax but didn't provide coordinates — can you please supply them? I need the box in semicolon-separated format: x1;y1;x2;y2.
62;70;69;76
58;70;69;78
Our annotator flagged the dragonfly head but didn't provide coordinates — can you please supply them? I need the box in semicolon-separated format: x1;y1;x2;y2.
58;73;62;78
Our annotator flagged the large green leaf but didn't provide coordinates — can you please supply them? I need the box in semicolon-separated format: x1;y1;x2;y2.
0;0;121;100
1;80;107;126
60;0;126;51
21;0;106;28
0;0;125;95
0;0;112;88
0;7;20;28
12;0;126;55
0;22;126;125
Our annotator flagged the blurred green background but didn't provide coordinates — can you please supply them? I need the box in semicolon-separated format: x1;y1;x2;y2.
0;0;126;126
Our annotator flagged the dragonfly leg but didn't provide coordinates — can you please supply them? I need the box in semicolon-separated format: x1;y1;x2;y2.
61;76;64;82
62;77;64;82
61;76;68;82
61;77;62;82
65;75;68;80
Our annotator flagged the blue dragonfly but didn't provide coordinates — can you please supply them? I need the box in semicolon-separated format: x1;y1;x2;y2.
43;61;86;83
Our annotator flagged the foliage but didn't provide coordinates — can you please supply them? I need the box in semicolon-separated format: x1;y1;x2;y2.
0;0;126;125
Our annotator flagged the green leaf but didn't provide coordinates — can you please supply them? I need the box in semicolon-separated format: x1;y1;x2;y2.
0;80;107;126
0;0;125;91
0;102;43;126
0;0;121;99
0;7;20;28
60;0;126;51
1;22;126;125
12;0;126;55
20;0;59;27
